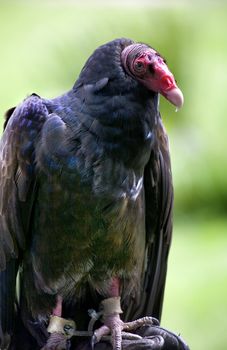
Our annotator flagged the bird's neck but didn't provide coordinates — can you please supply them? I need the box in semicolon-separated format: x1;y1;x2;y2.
83;91;157;170
49;88;159;171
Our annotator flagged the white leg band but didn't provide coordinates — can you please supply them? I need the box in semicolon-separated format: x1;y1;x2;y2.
100;297;123;316
47;315;76;339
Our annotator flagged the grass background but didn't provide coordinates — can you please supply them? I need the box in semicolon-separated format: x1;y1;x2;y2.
0;1;227;349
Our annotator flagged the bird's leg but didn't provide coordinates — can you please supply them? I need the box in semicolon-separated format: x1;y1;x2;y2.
93;278;158;350
41;296;75;350
52;295;63;317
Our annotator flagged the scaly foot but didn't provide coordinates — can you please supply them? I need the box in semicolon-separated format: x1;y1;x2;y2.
92;297;159;350
41;332;69;350
41;315;75;350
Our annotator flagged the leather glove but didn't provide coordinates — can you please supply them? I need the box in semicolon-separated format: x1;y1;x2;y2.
74;324;190;350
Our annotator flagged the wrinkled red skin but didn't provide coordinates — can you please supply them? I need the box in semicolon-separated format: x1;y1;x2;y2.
121;45;184;108
132;49;177;94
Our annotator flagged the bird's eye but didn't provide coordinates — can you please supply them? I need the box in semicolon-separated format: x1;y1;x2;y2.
136;62;143;69
134;60;146;74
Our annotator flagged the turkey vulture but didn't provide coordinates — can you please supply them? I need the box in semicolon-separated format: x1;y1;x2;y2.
0;38;184;350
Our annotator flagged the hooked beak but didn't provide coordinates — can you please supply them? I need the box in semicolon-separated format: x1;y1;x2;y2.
141;53;184;109
158;74;184;109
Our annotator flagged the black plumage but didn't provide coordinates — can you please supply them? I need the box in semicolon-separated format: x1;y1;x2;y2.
0;38;183;349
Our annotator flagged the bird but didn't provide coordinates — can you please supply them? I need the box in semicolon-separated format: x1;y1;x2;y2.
0;38;183;350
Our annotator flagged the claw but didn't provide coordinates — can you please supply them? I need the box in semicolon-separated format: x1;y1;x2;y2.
92;296;159;350
94;325;110;343
121;332;142;340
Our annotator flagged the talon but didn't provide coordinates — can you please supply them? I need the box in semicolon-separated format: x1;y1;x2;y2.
94;325;110;343
121;332;142;340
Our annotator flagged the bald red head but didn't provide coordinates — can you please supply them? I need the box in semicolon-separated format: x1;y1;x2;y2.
121;43;184;109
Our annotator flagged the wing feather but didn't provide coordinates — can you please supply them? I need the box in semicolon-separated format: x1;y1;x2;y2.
144;116;173;320
0;95;48;346
123;114;173;322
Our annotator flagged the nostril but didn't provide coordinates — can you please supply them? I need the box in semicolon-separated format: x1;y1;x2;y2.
148;64;155;75
161;75;175;91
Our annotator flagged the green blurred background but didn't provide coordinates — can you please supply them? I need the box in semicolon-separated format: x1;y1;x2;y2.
0;1;226;349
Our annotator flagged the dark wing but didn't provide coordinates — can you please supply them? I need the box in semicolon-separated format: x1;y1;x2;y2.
123;114;173;322
0;95;49;346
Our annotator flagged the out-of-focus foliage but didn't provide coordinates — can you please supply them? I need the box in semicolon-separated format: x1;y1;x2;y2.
0;1;226;217
162;217;227;350
0;1;226;350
